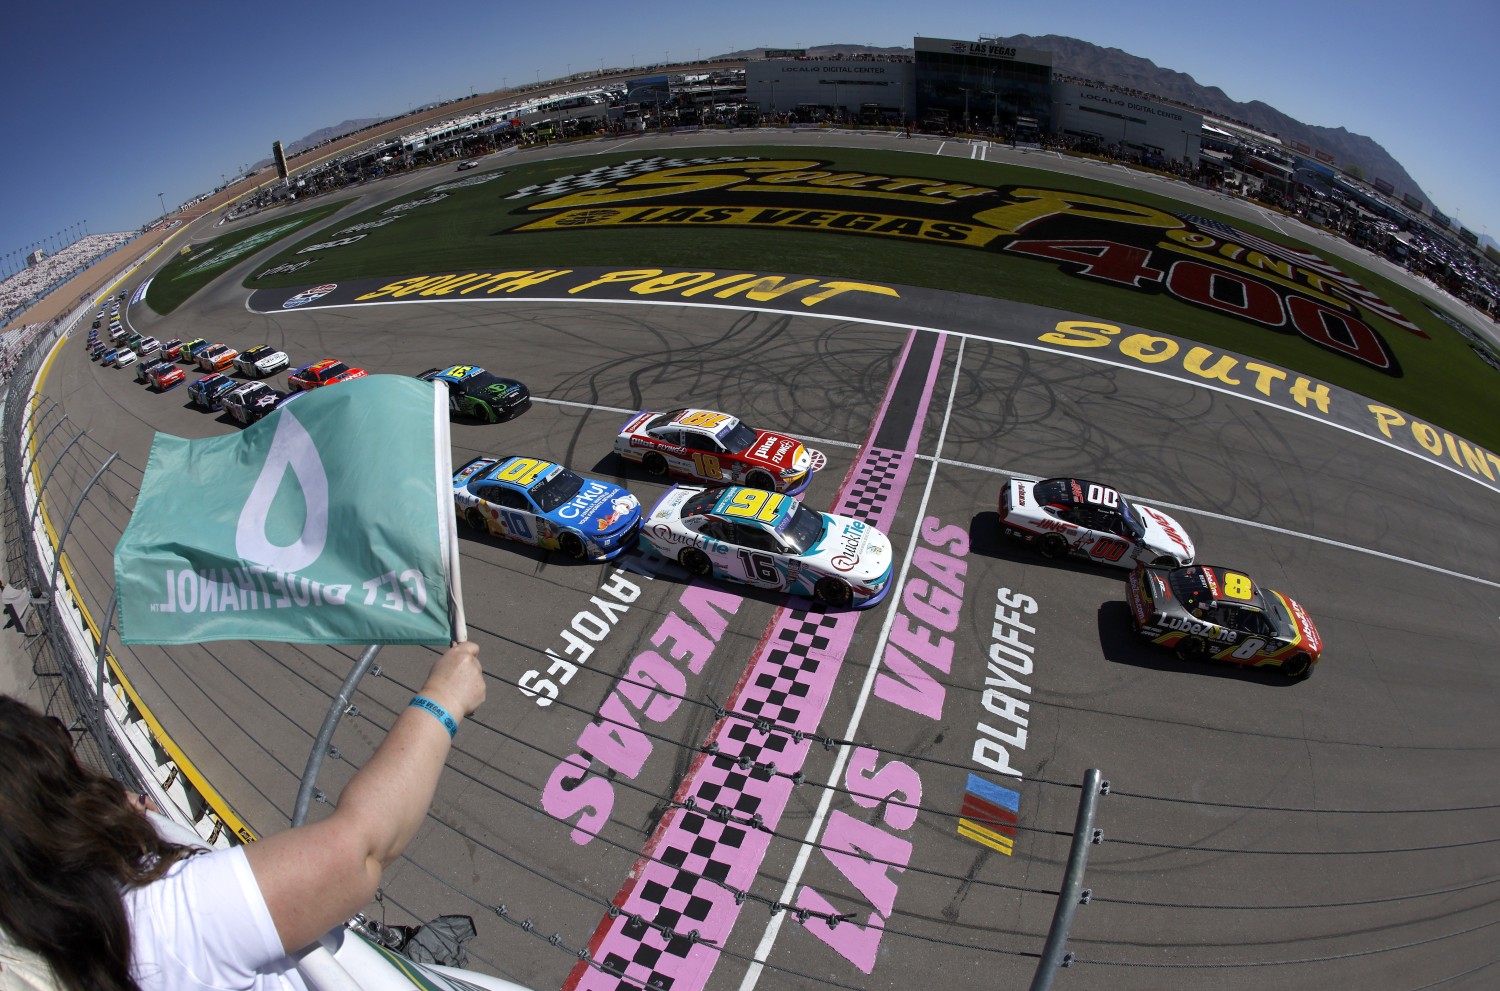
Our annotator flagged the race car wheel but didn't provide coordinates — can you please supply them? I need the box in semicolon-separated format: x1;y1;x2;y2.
464;508;488;534
1152;555;1179;568
1175;637;1208;663
560;532;587;560
1038;533;1069;560
679;548;713;577
815;577;854;608
746;469;776;491
1282;653;1313;680
643;452;669;477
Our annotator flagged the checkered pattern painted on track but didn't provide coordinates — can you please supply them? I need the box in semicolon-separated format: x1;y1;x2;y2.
571;333;946;991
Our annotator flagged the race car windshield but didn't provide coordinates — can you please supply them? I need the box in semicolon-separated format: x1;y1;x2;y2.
1263;596;1297;638
1032;478;1073;503
780;504;826;554
529;468;585;512
465;370;505;390
722;422;758;453
1117;497;1145;539
320;362;349;378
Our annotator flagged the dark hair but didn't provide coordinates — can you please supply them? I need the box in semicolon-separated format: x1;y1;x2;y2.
0;696;197;991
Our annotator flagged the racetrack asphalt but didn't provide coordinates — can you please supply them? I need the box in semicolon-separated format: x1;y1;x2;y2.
22;129;1500;991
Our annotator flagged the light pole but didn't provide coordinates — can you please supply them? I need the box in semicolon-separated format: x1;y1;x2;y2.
157;192;166;219
959;87;971;133
985;90;998;133
770;79;779;116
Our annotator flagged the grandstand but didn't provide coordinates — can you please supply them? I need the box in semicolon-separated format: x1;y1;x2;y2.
1;231;137;328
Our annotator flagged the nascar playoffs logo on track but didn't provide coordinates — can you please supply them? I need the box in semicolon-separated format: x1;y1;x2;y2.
114;376;458;645
282;283;338;308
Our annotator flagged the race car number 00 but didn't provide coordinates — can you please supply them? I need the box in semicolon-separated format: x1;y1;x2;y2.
722;488;785;522
1086;484;1119;507
496;458;553;486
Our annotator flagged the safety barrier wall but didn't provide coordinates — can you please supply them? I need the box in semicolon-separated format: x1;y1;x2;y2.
4;300;251;847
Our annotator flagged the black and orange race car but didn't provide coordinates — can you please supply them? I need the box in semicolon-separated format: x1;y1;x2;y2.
1126;563;1323;679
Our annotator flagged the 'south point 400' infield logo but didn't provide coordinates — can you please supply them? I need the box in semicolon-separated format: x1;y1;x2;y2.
505;156;1424;374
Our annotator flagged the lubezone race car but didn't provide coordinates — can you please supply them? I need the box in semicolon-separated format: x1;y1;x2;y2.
418;365;530;422
1000;477;1195;569
615;407;825;494
1126;563;1323;679
639;484;894;608
454;455;641;561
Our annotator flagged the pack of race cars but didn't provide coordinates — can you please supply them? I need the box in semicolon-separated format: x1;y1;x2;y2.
85;316;1322;676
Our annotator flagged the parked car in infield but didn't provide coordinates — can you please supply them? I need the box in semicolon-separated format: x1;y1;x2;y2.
1126;563;1323;679
187;373;239;411
180;338;211;363
221;382;288;425
145;361;186;391
999;477;1195;569
615;407;825;494
454;455;641;561
197;343;239;372
235;344;290;378
640;484;894;608
288;358;368;392
418;364;530;422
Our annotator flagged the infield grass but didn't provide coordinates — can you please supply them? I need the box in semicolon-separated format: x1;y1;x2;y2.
240;145;1498;450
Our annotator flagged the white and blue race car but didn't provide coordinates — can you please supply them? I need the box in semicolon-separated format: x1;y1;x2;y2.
640;484;894;608
454;455;641;561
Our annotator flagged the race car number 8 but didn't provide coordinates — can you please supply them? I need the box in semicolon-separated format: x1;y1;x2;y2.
1222;573;1253;600
496;458;552;486
723;488;784;521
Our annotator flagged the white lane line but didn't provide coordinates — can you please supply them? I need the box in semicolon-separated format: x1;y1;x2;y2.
738;335;968;991
527;397;1498;589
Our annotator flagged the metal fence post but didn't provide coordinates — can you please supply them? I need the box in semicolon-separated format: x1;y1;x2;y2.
1028;768;1105;991
292;644;383;827
28;426;81;528
46;452;118;598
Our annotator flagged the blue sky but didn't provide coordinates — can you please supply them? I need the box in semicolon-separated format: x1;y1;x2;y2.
4;0;1497;272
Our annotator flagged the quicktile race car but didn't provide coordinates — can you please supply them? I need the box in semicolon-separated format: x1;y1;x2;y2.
187;373;239;411
615;408;825;494
640;484;894;608
418;364;531;422
1126;563;1323;678
289;358;368;392
1000;477;1196;568
454;455;641;561
235;345;291;378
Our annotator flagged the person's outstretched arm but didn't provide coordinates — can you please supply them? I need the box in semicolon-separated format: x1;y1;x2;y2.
243;641;486;952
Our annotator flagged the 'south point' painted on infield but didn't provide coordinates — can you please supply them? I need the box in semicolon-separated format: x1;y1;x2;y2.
249;271;1500;497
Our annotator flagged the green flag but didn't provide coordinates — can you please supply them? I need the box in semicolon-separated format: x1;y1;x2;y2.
115;375;463;645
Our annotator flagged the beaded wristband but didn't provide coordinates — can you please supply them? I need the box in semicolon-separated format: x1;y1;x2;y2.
409;695;458;738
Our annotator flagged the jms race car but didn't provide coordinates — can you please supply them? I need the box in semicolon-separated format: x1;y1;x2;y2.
454;455;641;561
1126;563;1323;679
1000;477;1195;569
235;344;290;378
615;407;825;494
639;484;894;608
418;364;530;422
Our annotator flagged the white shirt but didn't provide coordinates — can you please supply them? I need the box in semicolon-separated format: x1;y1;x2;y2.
125;846;307;991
